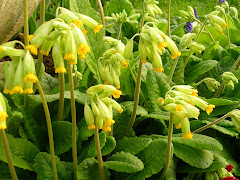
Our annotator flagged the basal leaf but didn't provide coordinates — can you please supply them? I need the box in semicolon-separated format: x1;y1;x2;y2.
120;101;148;116
78;117;94;141
104;0;134;16
0;134;39;171
229;28;240;45
6;111;23;137
104;151;144;173
202;41;219;60
33;152;72;180
185;60;218;83
52;121;79;155
87;131;106;158
40;73;59;95
114;136;152;155
173;143;214;169
101;136;116;156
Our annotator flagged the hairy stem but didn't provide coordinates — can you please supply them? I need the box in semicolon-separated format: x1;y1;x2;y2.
160;113;173;180
168;0;171;37
168;57;179;84
174;19;207;84
58;73;65;121
96;0;105;28
94;119;105;180
0;130;18;180
117;23;122;40
125;61;143;137
224;12;231;55
139;1;145;31
67;63;78;180
193;112;231;134
35;0;45;78
36;81;58;180
196;19;215;42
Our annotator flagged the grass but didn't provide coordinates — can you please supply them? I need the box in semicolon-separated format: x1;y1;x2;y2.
160;0;240;20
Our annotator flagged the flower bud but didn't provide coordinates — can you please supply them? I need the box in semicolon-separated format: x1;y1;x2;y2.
96;116;103;129
179;33;196;50
97;97;111;119
152;47;164;73
84;103;95;130
116;40;125;54
164;35;181;59
86;85;104;94
174;85;198;96
188;42;205;54
64;30;76;61
45;30;62;41
171;113;182;129
230;7;238;18
23;51;38;83
176;100;200;119
181;117;193;139
102;97;123;114
186;95;208;111
122;38;133;60
40;40;54;56
91;99;100;116
207;15;227;28
111;68;120;89
3;62;15;94
52;38;66;73
0;46;25;58
202;78;220;92
138;38;147;61
229;109;240;132
12;59;24;94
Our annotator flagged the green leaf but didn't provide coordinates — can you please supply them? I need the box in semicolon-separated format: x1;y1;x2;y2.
52;121;79;155
0;134;39;171
172;134;223;151
185;60;218;83
33;152;72;180
40;73;59;95
102;136;116;156
115;137;152;155
113;112;131;140
78;117;94;141
202;41;219;60
87;131;106;158
146;65;170;111
229;28;240;45
177;154;226;173
173;143;214;169
166;156;178;180
77;158;110;180
104;152;144;173
120;101;148;116
105;0;134;16
6;111;23;137
127;138;169;179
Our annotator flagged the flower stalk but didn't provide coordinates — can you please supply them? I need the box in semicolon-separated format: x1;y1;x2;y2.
196;19;215;42
97;0;105;29
0;130;18;180
67;63;78;180
58;73;65;121
160;113;173;180
94;118;105;180
168;0;171;37
168;57;179;84
117;23;123;40
36;80;58;180
224;12;231;55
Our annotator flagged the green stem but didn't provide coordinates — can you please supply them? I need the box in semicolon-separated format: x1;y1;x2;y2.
128;65;149;108
36;81;58;180
139;1;145;31
35;0;45;78
67;63;78;180
23;0;29;108
214;55;240;97
168;57;179;84
117;23;122;40
58;73;65;121
94;122;105;180
0;130;18;180
168;0;171;37
96;0;105;28
224;12;231;55
174;19;207;84
196;19;215;42
160;113;173;180
193;112;230;134
125;61;143;137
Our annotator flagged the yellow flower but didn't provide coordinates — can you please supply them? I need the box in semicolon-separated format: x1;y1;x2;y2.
104;118;115;127
175;104;183;112
0;121;7;130
64;53;75;60
158;97;164;103
122;60;129;68
183;132;193;139
24;73;38;83
40;49;49;56
27;35;34;41
79;54;86;59
158;42;167;50
113;90;122;99
94;24;103;34
119;108;123;114
206;104;215;115
12;86;24;94
88;124;96;130
24;88;34;94
222;23;227;28
175;123;181;129
152;67;164;73
26;45;38;56
171;51;181;59
55;67;67;73
3;89;10;94
72;20;83;28
141;59;147;64
82;29;88;35
102;126;111;132
0;46;4;53
191;90;198;97
77;44;91;56
116;85;120;90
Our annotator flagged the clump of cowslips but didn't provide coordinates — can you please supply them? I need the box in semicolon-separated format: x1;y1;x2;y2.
84;85;123;131
139;24;181;72
179;33;205;53
26;7;103;73
105;9;140;28
195;78;220;92
0;93;8;130
158;85;215;139
0;42;38;95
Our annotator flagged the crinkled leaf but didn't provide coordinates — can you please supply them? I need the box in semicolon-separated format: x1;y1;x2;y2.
105;0;134;16
87;131;106;158
101;136;116;156
114;137;152;155
121;101;148;116
173;143;214;169
202;41;219;60
6;111;23;137
0;134;39;171
104;152;144;173
40;73;59;95
78;117;94;141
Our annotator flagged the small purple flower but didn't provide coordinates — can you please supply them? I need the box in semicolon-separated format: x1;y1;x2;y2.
186;22;193;33
194;7;199;19
218;0;225;3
